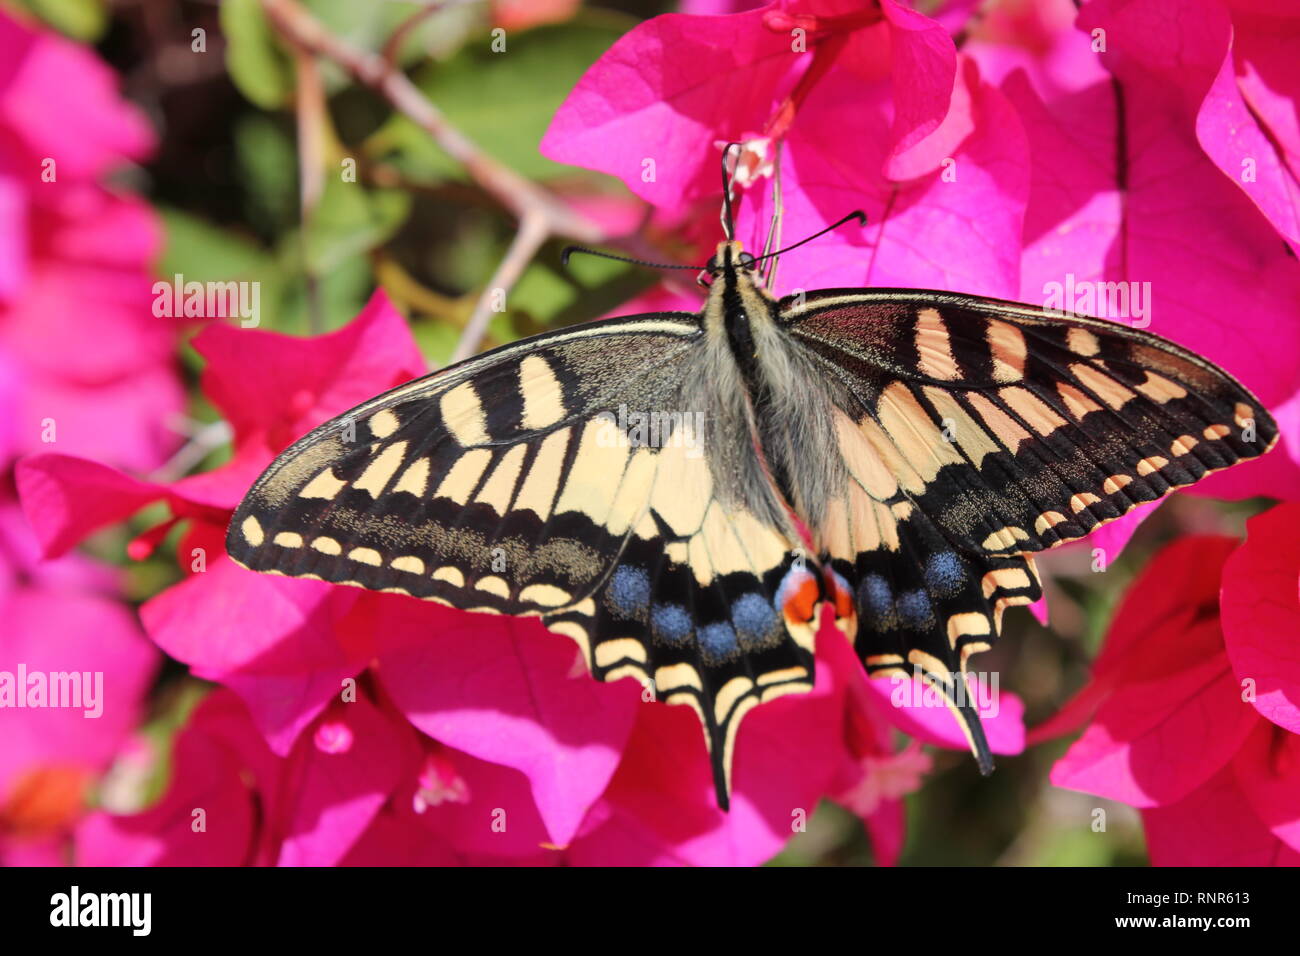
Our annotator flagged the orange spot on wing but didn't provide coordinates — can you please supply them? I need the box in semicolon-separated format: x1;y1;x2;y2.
780;572;821;624
824;570;855;619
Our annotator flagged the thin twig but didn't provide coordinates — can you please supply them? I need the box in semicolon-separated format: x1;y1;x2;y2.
294;46;327;334
151;420;234;483
381;0;445;68
451;213;548;364
260;0;604;359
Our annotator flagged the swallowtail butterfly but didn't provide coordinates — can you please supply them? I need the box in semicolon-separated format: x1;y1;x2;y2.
227;150;1277;809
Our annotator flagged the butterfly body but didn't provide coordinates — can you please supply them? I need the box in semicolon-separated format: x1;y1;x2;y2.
228;238;1277;809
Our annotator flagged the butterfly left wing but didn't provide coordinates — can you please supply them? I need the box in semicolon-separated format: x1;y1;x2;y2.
228;313;821;809
228;313;704;614
781;289;1277;767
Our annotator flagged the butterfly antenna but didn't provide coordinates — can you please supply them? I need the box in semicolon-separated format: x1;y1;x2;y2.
750;210;867;264
560;246;698;271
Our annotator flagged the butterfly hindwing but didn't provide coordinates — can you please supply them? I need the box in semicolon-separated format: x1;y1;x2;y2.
544;480;820;808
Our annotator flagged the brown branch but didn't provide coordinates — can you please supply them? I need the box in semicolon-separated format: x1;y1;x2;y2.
260;0;605;358
294;46;327;334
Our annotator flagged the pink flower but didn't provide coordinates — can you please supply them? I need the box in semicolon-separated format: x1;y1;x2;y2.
18;291;430;752
0;9;181;473
78;686;423;867
1222;502;1300;735
0;502;159;865
1039;504;1300;865
543;0;1030;297
0;13;173;865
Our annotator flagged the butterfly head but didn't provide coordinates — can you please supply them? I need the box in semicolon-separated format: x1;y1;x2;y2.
700;241;761;289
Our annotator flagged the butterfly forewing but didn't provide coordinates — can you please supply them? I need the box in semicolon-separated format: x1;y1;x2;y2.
230;314;699;611
783;289;1276;555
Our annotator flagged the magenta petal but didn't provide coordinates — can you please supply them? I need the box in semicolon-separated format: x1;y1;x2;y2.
578;618;850;865
1068;499;1161;566
16;367;185;476
740;57;1028;297
1087;0;1300;248
877;0;960;177
1198;43;1300;247
567;805;694;866
409;747;555;859
276;697;420;866
862;673;1026;756
15;453;166;557
0;586;158;798
195;289;426;448
1221;503;1300;734
75;692;271;867
1232;721;1300;853
864;798;906;867
342;806;465;866
376;606;640;848
0;12;154;180
1233;7;1300;250
1027;594;1050;627
992;3;1300;498
142;558;366;754
1050;655;1258;807
1142;758;1300;866
584;689;839;865
540;7;801;212
0;176;27;303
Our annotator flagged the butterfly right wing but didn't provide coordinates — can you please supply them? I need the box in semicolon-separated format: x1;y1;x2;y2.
780;288;1277;770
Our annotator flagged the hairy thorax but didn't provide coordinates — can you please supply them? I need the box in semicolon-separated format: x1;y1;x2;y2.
687;262;849;545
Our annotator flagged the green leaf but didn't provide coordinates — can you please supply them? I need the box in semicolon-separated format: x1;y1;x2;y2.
234;115;299;234
375;1;480;65
222;0;294;109
303;178;411;273
159;208;277;283
372;20;630;183
274;246;375;334
512;262;578;324
412;320;461;368
158;207;289;334
18;0;107;41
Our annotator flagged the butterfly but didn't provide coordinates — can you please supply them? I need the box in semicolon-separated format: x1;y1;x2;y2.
227;147;1277;810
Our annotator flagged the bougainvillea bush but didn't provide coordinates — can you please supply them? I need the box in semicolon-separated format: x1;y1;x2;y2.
2;0;1297;866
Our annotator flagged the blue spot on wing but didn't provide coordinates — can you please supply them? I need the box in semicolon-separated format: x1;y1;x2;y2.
699;621;738;660
924;551;965;598
607;565;651;618
897;588;934;629
651;603;692;644
859;574;896;629
731;593;777;648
